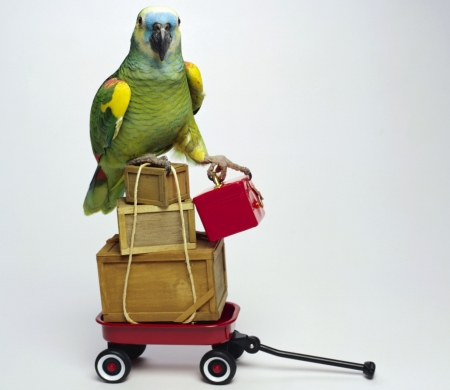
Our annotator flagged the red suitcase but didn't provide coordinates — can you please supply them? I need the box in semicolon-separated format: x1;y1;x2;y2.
193;175;265;241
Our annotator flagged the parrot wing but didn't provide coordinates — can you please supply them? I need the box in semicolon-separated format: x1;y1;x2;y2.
90;77;131;160
184;62;205;115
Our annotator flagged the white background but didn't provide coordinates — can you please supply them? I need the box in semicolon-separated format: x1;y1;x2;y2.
1;1;449;389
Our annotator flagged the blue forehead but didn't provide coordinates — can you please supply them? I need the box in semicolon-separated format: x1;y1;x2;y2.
144;12;178;28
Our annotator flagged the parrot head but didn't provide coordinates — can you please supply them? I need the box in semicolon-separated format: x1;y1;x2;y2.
132;6;181;62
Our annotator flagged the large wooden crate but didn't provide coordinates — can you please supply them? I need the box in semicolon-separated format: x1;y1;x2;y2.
117;197;196;255
124;163;190;207
96;233;228;323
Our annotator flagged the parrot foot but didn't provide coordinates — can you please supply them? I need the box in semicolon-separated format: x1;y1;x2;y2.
127;154;171;176
203;155;252;183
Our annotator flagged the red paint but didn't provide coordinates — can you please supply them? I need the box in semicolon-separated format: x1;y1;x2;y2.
212;364;223;374
193;176;265;241
107;363;117;372
96;302;240;346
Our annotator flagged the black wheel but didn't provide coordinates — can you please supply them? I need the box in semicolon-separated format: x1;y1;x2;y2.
200;350;236;385
212;342;244;360
95;349;131;383
108;342;146;360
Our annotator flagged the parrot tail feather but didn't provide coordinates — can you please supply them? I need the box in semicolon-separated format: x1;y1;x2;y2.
101;174;125;214
83;166;124;215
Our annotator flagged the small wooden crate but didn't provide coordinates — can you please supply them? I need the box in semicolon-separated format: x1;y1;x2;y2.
96;233;228;322
124;163;190;207
117;197;196;255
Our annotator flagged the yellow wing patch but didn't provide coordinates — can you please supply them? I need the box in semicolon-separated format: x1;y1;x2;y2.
184;62;205;113
185;62;202;85
100;80;131;118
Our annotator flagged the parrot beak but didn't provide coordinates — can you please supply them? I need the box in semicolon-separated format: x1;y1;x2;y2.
150;24;172;61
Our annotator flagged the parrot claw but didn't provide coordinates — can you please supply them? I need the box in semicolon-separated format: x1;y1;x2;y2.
165;162;172;177
203;155;252;183
127;153;171;175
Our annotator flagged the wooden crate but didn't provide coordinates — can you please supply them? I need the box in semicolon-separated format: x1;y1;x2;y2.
96;233;228;322
124;163;190;207
117;197;196;255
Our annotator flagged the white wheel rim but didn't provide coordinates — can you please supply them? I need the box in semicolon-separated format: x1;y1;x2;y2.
97;354;126;382
202;357;231;383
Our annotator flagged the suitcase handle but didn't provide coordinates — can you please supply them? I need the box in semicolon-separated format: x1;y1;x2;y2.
211;172;264;207
211;172;224;189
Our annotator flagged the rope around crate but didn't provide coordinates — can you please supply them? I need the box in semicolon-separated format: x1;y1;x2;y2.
122;163;197;324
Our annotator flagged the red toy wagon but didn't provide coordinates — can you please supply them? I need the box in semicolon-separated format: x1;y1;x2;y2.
95;302;376;385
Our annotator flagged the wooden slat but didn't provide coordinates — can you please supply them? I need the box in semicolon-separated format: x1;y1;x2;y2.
117;197;194;214
206;257;215;315
104;310;220;323
188;209;196;243
117;214;129;253
98;234;216;260
173;288;215;323
120;243;196;255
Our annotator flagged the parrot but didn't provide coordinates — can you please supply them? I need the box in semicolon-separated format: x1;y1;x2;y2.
83;6;251;215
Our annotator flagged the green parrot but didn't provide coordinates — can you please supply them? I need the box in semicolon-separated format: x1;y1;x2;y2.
84;6;250;215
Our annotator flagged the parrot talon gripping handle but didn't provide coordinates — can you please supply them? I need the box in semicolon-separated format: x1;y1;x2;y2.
227;331;376;379
207;169;252;183
204;155;252;183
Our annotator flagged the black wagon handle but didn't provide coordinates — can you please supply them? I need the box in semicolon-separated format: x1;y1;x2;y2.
229;331;376;378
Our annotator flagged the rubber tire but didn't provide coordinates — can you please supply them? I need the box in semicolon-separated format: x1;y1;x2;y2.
107;343;146;360
95;349;131;383
200;350;236;385
212;342;244;360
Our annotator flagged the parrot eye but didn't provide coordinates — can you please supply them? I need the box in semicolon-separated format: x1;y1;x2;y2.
138;16;143;26
178;17;181;26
